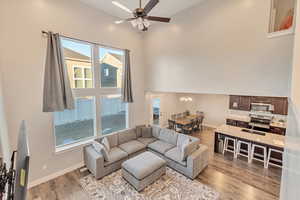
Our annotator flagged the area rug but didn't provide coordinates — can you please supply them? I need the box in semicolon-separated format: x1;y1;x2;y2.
80;167;219;200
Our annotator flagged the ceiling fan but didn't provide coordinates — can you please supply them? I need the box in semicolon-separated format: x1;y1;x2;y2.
112;0;171;31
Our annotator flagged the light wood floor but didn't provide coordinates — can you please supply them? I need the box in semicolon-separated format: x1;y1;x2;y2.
28;127;282;200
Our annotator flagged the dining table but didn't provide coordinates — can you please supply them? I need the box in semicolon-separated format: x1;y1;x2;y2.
173;114;201;126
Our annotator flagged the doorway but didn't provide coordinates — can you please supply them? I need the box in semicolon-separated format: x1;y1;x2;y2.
152;98;161;125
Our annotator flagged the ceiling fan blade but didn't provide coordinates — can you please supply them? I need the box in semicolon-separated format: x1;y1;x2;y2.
146;16;171;23
144;0;159;14
112;1;132;14
115;18;137;24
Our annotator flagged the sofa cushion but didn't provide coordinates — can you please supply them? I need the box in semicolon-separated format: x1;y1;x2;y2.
141;127;152;138
119;140;146;155
136;125;146;138
152;126;161;138
148;140;175;154
159;128;178;146
165;147;187;167
104;147;128;167
118;128;137;145
137;137;157;145
122;151;166;180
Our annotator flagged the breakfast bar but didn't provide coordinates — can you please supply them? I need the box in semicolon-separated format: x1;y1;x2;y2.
214;124;285;153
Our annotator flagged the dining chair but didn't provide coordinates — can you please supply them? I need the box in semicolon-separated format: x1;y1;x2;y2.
168;119;176;130
182;120;196;134
195;116;204;131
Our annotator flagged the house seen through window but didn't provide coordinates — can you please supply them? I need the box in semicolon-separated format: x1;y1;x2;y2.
54;37;128;148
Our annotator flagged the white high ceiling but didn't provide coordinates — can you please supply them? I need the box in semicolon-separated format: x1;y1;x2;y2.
79;0;205;19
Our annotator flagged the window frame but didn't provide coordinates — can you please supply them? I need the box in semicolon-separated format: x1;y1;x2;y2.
72;65;93;88
53;37;131;151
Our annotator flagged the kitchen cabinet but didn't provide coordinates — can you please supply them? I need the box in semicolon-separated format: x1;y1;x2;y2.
236;121;250;128
229;95;251;111
229;95;288;115
226;119;237;126
226;119;250;128
270;126;286;135
272;97;288;115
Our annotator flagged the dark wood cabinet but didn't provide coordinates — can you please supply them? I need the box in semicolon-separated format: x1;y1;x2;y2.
236;121;250;128
229;95;251;111
272;97;288;115
226;119;237;126
239;96;251;111
229;95;288;115
226;119;250;128
270;126;286;135
229;95;240;110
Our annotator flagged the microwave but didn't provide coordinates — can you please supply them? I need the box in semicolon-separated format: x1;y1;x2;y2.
250;103;274;113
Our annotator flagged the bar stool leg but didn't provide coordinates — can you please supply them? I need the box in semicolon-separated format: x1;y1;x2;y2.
222;138;227;155
267;148;271;168
248;143;252;163
263;147;267;168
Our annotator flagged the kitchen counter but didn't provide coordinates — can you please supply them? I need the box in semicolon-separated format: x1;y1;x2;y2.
227;115;286;129
215;124;285;149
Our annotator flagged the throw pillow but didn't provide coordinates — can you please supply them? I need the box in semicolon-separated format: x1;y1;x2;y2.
141;127;152;138
92;141;103;154
180;138;191;161
101;137;110;152
92;141;109;161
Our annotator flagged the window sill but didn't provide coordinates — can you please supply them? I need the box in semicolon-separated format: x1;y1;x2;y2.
55;138;95;155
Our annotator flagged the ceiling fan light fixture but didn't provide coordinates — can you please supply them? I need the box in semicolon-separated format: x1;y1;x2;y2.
131;19;138;27
137;23;144;31
143;19;150;28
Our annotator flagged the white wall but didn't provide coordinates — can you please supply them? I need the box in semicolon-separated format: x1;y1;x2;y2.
280;0;300;199
145;92;186;127
0;0;145;184
146;92;230;128
144;0;294;97
178;93;229;127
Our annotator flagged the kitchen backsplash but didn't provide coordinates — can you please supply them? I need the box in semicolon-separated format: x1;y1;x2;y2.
228;109;287;123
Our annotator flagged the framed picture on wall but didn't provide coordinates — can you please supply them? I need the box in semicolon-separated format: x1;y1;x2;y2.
268;0;297;38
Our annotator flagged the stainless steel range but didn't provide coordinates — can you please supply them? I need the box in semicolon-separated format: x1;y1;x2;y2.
249;102;274;131
249;113;273;130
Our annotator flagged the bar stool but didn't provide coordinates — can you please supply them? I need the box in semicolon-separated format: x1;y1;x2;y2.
267;148;283;168
250;144;267;168
236;140;251;162
223;137;236;156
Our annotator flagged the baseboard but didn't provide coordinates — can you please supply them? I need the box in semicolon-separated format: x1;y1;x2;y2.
28;162;84;189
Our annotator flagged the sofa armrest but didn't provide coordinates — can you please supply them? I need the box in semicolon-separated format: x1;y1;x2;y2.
83;144;105;179
187;144;209;179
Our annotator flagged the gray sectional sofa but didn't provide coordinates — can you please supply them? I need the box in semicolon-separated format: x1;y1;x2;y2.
83;125;209;180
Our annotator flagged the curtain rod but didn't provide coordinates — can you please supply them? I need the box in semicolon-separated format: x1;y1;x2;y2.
41;31;129;52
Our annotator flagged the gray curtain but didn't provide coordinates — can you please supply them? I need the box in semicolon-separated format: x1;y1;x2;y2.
43;32;75;112
122;49;133;103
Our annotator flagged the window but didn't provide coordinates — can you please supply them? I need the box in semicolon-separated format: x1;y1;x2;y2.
100;47;124;88
54;97;95;147
53;38;129;149
101;95;128;135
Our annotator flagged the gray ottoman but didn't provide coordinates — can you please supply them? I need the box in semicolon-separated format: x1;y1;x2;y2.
122;151;166;191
